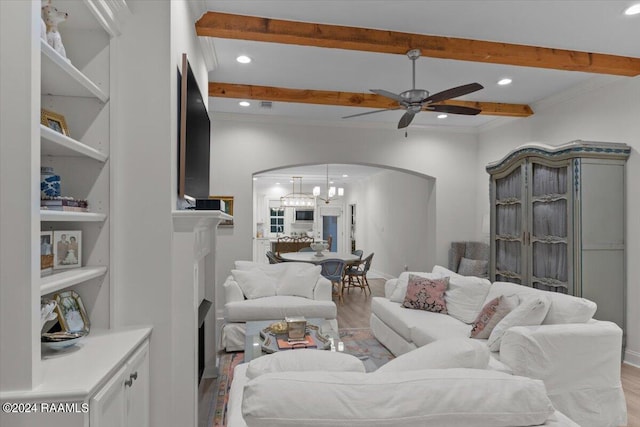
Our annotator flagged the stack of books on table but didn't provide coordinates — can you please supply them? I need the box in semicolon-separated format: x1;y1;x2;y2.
276;334;318;350
41;197;89;212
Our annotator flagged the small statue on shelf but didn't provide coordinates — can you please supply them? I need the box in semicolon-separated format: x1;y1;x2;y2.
42;0;70;62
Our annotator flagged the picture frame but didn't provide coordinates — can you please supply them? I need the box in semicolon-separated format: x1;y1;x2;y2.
40;109;70;136
53;290;90;333
210;195;234;227
40;231;54;276
52;230;82;270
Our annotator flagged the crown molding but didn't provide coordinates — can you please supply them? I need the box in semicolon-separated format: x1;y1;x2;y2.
531;75;624;113
199;36;218;72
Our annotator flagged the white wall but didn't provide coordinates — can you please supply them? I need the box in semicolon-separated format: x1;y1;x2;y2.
475;75;640;365
111;1;208;426
350;169;435;278
210;115;479;320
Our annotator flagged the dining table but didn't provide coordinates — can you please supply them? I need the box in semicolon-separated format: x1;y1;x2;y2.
279;251;360;264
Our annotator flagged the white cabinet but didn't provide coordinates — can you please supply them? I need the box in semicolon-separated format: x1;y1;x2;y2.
91;340;149;427
487;141;630;336
253;238;272;264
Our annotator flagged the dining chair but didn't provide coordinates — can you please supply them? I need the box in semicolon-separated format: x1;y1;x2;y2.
318;258;346;304
344;252;374;295
265;250;283;264
351;249;363;259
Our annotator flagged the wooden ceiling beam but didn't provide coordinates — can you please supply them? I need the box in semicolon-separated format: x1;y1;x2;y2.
209;82;533;117
196;12;640;77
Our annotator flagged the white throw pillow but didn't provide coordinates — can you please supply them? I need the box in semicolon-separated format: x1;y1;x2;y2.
231;269;277;299
432;264;461;278
246;349;365;380
375;338;489;373
487;295;551;352
242;369;555;426
445;275;492;324
389;271;444;303
276;263;321;299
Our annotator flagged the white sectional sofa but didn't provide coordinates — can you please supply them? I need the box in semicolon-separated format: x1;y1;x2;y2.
370;265;627;427
221;261;338;351
226;343;580;427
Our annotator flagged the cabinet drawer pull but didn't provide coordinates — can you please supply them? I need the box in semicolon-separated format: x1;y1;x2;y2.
124;378;133;387
130;371;138;381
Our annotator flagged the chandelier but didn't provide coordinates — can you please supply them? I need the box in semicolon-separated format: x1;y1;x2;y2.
313;164;344;204
280;176;315;209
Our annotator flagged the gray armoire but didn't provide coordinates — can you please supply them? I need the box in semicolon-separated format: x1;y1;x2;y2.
486;141;630;339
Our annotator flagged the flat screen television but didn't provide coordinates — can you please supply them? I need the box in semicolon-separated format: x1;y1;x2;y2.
177;53;210;200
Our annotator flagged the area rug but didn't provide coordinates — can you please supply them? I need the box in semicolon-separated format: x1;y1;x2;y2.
206;328;394;427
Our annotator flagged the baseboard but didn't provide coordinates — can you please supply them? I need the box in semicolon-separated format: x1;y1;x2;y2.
624;349;640;368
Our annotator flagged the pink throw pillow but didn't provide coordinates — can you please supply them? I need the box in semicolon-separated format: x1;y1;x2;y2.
470;295;518;339
402;275;449;314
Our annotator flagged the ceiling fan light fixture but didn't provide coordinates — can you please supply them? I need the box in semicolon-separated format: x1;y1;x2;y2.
236;55;251;64
497;78;513;86
624;4;640;15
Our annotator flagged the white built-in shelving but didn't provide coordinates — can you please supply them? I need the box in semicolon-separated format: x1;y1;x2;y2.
41;39;108;102
41;210;107;222
41;125;107;161
40;265;108;296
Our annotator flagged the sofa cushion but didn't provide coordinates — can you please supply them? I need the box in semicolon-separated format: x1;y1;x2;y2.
231;269;277;299
242;369;555;427
457;256;488;277
410;314;473;347
225;296;337;322
470;294;518;339
389;271;444;303
402;275;449;313
276;264;321;299
246;349;365;380
487;295;551;351
445;275;492;324
375;338;489;373
486;282;596;325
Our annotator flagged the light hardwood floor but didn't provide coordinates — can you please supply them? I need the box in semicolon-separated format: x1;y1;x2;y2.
342;278;640;427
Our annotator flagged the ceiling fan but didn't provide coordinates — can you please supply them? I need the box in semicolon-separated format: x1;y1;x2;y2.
343;49;484;129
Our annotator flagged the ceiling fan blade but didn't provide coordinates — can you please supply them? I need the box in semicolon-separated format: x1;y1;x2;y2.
342;107;401;119
397;111;415;129
426;104;482;115
370;89;404;103
424;83;484;104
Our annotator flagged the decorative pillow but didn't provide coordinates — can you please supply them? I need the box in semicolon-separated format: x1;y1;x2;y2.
487;296;551;351
276;264;321;299
231;269;277;299
445;275;492;324
432;264;461;278
457;257;488;277
470;294;519;339
246;349;365;380
402;275;449;313
375;338;490;374
389;271;444;303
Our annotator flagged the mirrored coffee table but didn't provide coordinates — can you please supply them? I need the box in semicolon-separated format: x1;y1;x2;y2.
244;318;341;363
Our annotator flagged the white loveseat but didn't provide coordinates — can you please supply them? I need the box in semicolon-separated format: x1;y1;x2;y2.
370;265;627;427
221;261;338;351
226;342;580;427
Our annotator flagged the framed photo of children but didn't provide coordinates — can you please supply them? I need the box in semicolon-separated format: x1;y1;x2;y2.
40;231;54;275
54;290;90;333
52;230;82;270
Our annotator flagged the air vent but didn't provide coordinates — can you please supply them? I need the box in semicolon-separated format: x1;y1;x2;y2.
260;101;273;109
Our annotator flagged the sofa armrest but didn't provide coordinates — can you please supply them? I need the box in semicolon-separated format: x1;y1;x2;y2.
500;321;626;427
313;276;332;301
384;278;398;299
223;276;245;303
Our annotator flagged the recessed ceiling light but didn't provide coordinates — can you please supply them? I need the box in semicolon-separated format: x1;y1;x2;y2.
437;114;448;119
239;101;250;107
625;3;640;15
252;177;257;181
342;174;348;178
497;78;513;86
275;182;280;186
236;55;251;64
